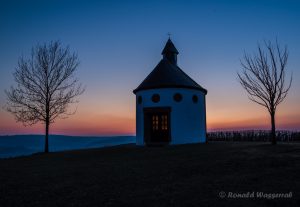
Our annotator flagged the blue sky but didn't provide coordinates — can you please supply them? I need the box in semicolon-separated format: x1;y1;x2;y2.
0;0;299;135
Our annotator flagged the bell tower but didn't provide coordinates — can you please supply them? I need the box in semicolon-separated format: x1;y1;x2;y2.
161;38;179;65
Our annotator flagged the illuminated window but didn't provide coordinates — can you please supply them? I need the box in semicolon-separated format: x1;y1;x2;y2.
152;115;159;130
161;115;168;130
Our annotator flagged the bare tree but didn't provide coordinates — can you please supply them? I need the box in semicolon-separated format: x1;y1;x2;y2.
5;41;84;152
237;40;292;145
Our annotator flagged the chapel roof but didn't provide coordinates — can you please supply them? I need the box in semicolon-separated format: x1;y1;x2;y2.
133;39;207;94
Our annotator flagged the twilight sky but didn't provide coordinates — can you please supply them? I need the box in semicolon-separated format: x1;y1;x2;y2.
0;0;299;135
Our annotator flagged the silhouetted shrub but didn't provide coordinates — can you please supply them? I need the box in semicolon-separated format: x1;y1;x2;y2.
207;130;300;142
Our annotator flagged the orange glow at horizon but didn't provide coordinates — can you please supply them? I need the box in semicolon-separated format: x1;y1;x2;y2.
0;113;135;136
0;86;299;135
0;101;136;136
1;106;299;136
207;115;300;131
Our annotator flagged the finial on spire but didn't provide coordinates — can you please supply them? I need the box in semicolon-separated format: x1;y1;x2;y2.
167;32;171;39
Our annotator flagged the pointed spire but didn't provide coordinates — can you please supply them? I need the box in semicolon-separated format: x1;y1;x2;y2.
162;38;179;55
162;38;179;65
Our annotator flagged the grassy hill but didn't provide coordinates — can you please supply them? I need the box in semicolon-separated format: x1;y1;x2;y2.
0;135;135;158
0;142;299;206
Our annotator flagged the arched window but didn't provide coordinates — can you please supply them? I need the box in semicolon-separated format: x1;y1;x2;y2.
173;93;182;102
192;95;198;103
152;94;160;103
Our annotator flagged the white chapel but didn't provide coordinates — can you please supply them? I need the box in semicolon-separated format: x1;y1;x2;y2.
133;38;207;146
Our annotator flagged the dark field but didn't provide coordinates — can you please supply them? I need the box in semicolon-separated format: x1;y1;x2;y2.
0;142;299;207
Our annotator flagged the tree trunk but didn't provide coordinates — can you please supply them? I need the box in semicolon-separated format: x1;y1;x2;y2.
271;112;276;145
45;120;49;153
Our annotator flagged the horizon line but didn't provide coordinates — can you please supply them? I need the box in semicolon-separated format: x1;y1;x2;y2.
1;129;300;137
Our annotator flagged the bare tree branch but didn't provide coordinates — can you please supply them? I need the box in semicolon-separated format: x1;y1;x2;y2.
5;41;85;152
237;40;292;145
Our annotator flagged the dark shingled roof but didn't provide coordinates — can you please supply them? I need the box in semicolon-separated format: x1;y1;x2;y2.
133;39;207;94
133;59;207;94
